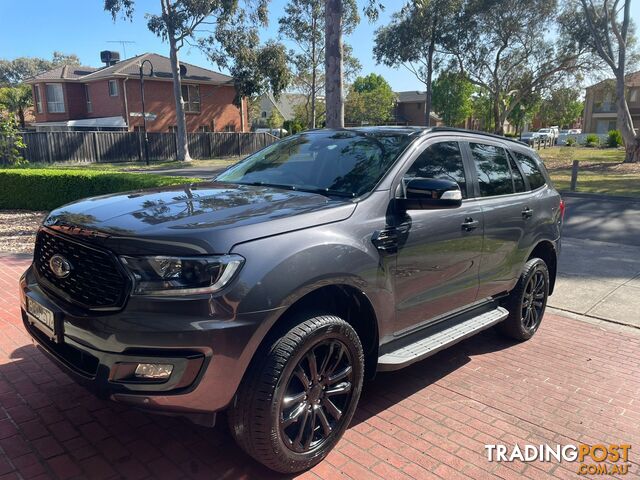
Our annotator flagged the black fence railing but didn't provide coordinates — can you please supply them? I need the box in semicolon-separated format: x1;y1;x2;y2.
16;131;278;163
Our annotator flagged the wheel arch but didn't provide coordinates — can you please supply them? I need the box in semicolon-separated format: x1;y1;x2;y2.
252;284;380;381
527;240;558;295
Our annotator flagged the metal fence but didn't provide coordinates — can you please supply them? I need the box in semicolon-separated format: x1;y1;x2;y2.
17;131;278;163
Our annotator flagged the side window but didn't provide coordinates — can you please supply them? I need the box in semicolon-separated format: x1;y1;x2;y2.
512;151;546;190
405;141;467;198
469;143;513;197
508;152;526;192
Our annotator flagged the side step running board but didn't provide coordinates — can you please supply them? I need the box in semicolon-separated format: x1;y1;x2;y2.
378;307;509;371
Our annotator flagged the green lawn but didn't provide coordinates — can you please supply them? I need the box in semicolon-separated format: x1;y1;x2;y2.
537;147;640;197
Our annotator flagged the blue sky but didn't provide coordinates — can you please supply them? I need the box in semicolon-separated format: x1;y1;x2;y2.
1;0;639;92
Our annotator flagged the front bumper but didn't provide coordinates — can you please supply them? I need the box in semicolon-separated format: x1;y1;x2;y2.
20;265;274;415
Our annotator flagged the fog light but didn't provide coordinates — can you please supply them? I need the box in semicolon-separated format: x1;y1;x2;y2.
134;363;173;379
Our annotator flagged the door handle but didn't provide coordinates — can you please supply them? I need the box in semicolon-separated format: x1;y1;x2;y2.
522;207;534;219
461;217;479;231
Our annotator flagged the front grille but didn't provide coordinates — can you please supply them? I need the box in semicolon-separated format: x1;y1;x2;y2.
34;229;130;309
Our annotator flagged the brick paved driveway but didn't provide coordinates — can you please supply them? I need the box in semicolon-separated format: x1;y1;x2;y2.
0;254;638;480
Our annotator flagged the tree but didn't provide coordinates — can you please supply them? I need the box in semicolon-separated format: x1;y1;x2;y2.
267;109;284;128
105;0;288;161
374;0;460;126
344;73;395;125
538;87;583;128
507;91;541;135
431;72;474;126
279;0;360;129
0;85;32;128
450;0;592;135
561;0;639;162
0;52;80;86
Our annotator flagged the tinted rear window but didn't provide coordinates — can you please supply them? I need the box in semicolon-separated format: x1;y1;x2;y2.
469;143;513;197
512;151;546;190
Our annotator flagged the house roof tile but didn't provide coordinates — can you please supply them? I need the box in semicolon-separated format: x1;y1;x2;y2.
25;53;232;85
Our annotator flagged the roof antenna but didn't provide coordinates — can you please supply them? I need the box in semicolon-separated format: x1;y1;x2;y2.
107;40;136;59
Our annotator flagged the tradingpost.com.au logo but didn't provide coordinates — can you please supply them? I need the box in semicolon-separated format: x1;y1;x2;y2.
485;443;632;476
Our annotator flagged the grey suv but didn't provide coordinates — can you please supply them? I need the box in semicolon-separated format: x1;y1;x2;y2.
20;127;563;473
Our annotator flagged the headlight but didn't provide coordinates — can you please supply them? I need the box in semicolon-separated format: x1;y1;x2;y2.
120;255;244;296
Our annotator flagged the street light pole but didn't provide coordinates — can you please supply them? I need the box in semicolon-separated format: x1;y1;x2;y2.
139;59;154;165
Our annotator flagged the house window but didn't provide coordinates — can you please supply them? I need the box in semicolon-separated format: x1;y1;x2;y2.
85;85;92;113
45;83;65;113
199;125;211;132
416;103;421;110
34;85;43;113
225;124;236;132
108;79;118;97
630;88;639;103
169;126;178;133
261;111;267;118
181;84;200;113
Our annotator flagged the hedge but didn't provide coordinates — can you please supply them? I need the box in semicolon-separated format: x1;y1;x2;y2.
0;169;197;211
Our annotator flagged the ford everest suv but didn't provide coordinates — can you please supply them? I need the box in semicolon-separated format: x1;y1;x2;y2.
20;127;563;473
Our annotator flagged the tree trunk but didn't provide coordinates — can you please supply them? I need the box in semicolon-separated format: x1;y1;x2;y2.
167;31;191;160
17;107;25;129
615;66;639;163
493;95;503;135
625;137;640;163
325;0;343;129
424;31;436;127
311;14;317;129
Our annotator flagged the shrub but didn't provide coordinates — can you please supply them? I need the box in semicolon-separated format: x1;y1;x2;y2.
0;117;27;166
607;129;623;148
566;136;577;146
0;169;195;210
282;119;304;135
585;133;600;148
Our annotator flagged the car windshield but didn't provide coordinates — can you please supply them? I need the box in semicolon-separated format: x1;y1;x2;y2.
538;129;550;133
215;130;414;197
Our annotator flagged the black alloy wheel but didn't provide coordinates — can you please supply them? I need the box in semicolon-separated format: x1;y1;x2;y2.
278;339;354;453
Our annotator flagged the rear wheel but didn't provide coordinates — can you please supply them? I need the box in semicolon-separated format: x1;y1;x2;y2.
228;314;364;473
500;258;549;341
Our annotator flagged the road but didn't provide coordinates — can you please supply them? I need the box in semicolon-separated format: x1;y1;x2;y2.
562;193;640;247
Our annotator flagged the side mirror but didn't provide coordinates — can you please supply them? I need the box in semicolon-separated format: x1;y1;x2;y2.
398;178;463;210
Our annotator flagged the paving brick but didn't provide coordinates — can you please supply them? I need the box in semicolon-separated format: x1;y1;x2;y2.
0;255;639;479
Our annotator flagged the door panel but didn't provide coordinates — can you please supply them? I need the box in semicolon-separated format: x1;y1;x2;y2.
475;195;528;298
392;139;482;335
393;202;483;334
463;141;528;298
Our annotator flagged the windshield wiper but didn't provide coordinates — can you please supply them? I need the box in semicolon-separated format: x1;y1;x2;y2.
235;181;299;191
235;181;355;198
294;187;356;198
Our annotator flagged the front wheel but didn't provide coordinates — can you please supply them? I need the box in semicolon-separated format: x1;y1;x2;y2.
228;314;364;473
500;258;549;341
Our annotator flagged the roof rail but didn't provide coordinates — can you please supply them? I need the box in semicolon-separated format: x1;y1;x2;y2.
428;127;527;146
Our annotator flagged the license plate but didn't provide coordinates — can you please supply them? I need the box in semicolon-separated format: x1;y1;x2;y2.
26;297;59;341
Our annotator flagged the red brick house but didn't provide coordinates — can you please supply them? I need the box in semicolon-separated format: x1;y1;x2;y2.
25;53;247;133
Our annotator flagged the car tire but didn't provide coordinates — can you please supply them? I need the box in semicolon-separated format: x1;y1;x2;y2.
228;314;364;473
500;257;549;341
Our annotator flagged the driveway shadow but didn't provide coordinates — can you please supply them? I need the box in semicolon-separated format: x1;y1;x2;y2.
6;327;515;479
